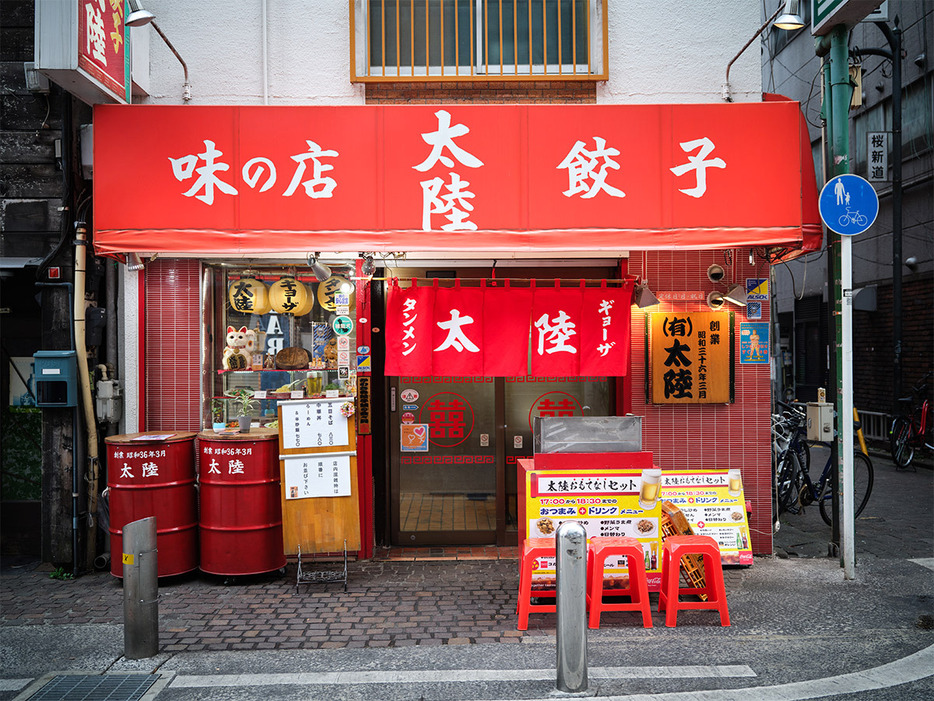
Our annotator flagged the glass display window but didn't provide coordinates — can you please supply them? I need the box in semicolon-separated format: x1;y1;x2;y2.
211;265;358;427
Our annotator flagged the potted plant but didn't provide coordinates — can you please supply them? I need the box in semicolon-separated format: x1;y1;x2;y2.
225;388;257;433
211;398;226;432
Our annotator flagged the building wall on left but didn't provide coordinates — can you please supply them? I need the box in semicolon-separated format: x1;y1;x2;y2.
1;0;99;567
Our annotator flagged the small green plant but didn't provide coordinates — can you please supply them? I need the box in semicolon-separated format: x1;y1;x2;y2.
50;567;74;581
211;397;225;423
225;388;257;417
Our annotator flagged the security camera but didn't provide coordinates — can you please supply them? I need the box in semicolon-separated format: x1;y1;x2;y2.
707;291;725;310
707;264;725;283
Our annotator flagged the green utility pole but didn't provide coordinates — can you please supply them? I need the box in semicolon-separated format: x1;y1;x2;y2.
819;23;856;579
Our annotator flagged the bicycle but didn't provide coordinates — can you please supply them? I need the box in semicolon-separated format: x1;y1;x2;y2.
889;371;933;469
773;400;873;526
838;208;868;228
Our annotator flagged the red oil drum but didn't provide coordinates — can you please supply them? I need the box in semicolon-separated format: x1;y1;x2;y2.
197;428;286;576
106;432;198;578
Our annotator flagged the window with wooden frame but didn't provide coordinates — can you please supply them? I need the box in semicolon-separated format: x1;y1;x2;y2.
351;0;608;81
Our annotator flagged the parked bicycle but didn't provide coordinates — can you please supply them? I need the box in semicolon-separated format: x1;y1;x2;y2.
773;400;873;526
889;371;933;469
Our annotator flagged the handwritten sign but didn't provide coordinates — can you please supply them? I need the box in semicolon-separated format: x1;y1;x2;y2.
283;452;353;499
280;398;349;450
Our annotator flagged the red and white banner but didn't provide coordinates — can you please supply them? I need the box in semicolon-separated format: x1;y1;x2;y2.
385;280;634;377
93;102;820;255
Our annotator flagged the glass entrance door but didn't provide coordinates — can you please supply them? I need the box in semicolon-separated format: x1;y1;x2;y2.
389;377;498;545
388;375;611;546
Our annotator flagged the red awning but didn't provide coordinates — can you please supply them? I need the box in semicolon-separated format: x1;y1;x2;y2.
93;102;821;256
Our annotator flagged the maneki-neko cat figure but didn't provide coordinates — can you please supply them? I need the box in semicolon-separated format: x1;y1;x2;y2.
222;326;255;370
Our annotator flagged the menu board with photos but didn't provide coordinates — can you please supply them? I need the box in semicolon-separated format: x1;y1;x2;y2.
659;469;752;565
522;467;664;592
280;397;349;450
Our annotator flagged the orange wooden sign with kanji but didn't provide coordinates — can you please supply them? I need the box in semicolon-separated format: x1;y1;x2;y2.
650;312;732;404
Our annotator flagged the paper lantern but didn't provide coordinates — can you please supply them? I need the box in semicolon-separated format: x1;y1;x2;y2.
228;277;270;314
269;277;309;314
316;275;354;312
290;283;315;317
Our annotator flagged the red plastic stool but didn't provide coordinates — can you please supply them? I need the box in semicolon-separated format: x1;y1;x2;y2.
587;537;653;629
517;538;557;631
658;535;730;627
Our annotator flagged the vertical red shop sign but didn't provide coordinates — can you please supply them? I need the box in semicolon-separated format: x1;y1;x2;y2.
530;285;582;376
432;283;484;376
78;0;129;101
385;281;436;376
580;281;634;376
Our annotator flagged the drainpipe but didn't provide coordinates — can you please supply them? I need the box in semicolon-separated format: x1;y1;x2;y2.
74;222;101;569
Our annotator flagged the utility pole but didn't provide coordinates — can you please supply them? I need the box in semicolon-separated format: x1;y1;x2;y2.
818;23;856;579
852;19;904;409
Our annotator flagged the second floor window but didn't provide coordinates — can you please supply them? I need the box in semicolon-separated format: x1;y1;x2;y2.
360;0;604;80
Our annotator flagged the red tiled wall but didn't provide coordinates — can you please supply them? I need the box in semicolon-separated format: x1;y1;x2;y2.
145;259;201;432
630;250;774;554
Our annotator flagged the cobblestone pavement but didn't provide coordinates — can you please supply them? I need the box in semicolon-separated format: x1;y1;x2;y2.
1;453;929;655
1;558;528;651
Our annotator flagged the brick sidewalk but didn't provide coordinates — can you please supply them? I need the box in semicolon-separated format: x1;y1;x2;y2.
1;556;533;651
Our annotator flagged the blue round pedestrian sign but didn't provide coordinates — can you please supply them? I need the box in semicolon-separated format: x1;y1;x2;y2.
818;174;879;236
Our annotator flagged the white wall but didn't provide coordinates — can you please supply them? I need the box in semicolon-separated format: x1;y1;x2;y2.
599;0;763;104
137;0;364;105
136;0;761;106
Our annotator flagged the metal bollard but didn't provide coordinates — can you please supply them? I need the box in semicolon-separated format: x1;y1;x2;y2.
555;520;588;693
123;517;159;659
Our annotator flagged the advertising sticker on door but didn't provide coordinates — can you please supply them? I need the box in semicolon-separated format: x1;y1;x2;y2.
401;424;429;452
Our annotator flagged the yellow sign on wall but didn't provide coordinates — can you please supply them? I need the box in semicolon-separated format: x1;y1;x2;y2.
650;312;732;404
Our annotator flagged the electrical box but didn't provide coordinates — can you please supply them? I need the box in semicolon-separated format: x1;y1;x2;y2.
33;350;78;408
96;378;122;423
806;402;834;443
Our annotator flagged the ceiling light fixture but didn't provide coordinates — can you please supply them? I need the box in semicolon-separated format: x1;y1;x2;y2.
633;282;660;308
124;0;192;102
307;253;331;281
361;253;376;279
723;283;748;306
774;0;805;31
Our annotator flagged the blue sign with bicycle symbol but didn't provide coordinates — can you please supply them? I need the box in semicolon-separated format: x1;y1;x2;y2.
818;174;879;236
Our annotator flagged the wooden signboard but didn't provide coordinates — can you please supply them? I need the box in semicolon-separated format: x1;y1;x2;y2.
277;398;361;555
648;311;733;404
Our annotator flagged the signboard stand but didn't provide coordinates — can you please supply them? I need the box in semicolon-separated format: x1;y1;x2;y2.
277;398;361;592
